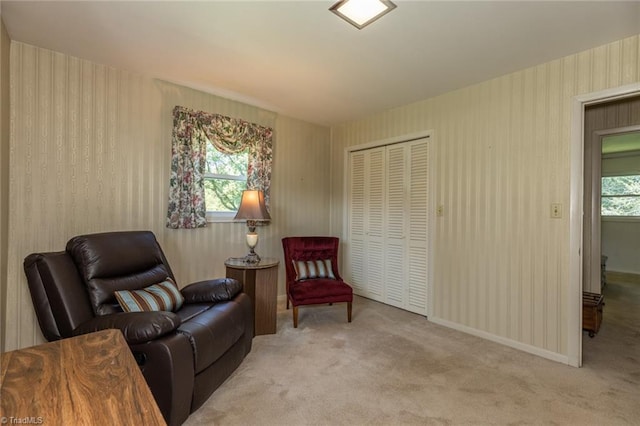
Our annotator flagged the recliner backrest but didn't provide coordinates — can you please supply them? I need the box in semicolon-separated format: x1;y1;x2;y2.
24;251;94;341
67;231;176;316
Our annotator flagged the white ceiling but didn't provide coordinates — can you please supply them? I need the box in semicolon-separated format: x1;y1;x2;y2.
2;1;639;126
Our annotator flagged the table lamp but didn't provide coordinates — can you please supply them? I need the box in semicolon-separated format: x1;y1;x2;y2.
234;189;271;264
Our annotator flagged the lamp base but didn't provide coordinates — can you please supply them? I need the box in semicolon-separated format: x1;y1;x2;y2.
243;250;261;264
243;229;261;264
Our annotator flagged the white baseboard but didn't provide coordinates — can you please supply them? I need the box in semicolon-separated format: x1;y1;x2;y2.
276;294;288;311
428;316;571;366
274;294;571;365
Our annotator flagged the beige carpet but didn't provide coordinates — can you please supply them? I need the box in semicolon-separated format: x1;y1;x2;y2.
185;276;640;425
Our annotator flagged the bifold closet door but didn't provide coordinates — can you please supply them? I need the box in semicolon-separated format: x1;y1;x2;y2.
406;141;429;315
346;138;429;316
384;144;407;308
347;147;385;300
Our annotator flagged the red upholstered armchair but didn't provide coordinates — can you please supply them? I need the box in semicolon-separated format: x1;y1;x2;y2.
282;236;353;327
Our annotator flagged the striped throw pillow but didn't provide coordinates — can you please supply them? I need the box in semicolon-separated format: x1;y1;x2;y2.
115;277;184;312
293;259;335;281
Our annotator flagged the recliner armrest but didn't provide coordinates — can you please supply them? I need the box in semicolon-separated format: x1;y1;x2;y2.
181;278;242;303
73;311;181;344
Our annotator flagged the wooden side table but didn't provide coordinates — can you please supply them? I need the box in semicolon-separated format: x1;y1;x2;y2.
225;257;279;336
0;329;166;425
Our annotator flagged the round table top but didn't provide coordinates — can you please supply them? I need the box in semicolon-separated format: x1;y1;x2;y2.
224;257;280;269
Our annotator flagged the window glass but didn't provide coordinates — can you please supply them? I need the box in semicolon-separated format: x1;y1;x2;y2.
601;175;640;216
204;146;248;213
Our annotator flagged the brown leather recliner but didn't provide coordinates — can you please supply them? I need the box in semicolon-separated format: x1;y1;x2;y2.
23;231;253;426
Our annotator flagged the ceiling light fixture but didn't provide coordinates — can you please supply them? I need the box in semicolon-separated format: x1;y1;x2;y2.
329;0;397;30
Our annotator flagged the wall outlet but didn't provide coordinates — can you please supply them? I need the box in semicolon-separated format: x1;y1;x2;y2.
551;203;562;219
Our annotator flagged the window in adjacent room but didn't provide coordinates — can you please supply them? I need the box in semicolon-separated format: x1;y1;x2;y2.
204;145;248;219
601;175;640;217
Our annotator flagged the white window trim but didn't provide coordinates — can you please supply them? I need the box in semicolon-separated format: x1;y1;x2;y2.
205;212;272;225
204;172;247;222
204;172;246;181
601;216;640;223
206;211;243;223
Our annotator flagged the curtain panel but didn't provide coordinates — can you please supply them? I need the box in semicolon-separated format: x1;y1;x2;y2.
167;106;274;229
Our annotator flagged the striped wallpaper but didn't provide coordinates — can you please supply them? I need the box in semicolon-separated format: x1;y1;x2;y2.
330;35;640;361
3;33;639;363
4;42;331;351
0;19;10;354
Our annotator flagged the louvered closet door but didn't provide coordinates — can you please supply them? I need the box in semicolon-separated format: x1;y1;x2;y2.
384;144;407;308
366;149;385;299
406;140;429;315
347;137;430;316
383;139;429;314
347;151;366;295
347;147;385;299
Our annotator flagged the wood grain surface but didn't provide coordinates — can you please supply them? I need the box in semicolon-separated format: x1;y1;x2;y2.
225;257;279;336
0;329;166;425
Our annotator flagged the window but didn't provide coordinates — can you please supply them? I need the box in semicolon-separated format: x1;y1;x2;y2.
167;106;273;229
601;175;640;217
204;145;248;218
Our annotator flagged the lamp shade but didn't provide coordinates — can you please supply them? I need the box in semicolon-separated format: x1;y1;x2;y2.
234;190;271;222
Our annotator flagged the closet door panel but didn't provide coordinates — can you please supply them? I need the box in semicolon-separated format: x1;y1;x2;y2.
347;151;366;293
349;152;366;239
364;148;385;299
386;146;406;240
409;142;429;243
385;144;407;307
349;239;366;294
366;240;385;298
385;244;405;307
407;141;429;314
408;247;428;313
366;148;385;239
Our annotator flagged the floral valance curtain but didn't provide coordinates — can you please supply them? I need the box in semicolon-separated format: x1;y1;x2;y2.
167;106;273;229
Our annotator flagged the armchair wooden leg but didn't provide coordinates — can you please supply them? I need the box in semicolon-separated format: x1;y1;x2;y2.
347;302;352;323
293;306;299;328
286;297;290;310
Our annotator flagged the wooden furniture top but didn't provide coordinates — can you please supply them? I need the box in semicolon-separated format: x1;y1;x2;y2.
225;257;280;270
1;329;166;426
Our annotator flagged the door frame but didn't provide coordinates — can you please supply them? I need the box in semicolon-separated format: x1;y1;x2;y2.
568;83;640;367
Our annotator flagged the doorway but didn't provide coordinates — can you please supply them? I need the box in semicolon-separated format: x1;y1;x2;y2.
569;85;640;367
583;118;640;297
599;130;640;276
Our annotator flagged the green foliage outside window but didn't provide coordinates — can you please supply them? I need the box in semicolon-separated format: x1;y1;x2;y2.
204;146;248;212
601;175;640;216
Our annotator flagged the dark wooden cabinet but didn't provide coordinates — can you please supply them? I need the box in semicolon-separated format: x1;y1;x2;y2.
583;292;604;338
225;257;279;336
